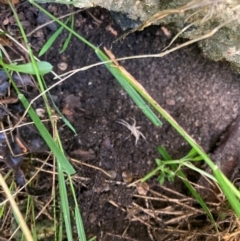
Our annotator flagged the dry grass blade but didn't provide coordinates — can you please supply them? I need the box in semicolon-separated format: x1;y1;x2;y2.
0;174;34;241
110;183;240;240
70;157;112;178
150;0;226;28
119;0;212;39
119;0;239;50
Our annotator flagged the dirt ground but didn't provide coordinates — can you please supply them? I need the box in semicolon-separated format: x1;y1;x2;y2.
1;2;240;241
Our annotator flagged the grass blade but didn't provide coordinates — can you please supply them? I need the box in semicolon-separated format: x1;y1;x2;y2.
60;14;74;54
57;162;73;241
39;18;70;57
214;169;240;216
18;93;75;175
157;146;171;160
0;174;34;241
42;78;77;134
96;50;162;126
69;178;86;241
177;170;217;229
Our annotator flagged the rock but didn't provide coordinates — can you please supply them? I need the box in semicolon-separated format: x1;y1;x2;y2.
74;1;240;73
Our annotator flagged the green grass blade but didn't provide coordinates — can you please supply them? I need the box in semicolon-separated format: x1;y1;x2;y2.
214;169;240;216
96;50;162;126
88;237;97;241
39;18;70;57
0;180;14;218
30;197;37;241
157;146;171;160
148;146;217;228
57;163;73;241
141;166;161;182
177;170;217;230
18;93;75;175
58;210;63;241
49;92;77;134
60;15;74;54
42;79;77;134
69;178;86;241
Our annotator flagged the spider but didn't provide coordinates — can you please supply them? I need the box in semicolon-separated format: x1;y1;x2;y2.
116;118;146;145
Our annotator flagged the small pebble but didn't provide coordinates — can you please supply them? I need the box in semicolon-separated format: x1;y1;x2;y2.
161;26;172;38
136;182;149;195
107;170;117;180
166;98;175;106
122;171;133;183
33;30;44;38
57;62;68;71
35;108;45;118
3;18;9;25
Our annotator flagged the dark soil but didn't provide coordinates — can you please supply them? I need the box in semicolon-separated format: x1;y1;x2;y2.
1;2;240;241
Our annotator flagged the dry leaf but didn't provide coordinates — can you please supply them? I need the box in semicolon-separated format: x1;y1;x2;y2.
0;35;12;46
0;0;19;4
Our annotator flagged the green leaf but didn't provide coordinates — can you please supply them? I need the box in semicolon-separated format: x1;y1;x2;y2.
88;237;97;241
6;61;53;75
155;158;161;166
159;174;165;185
